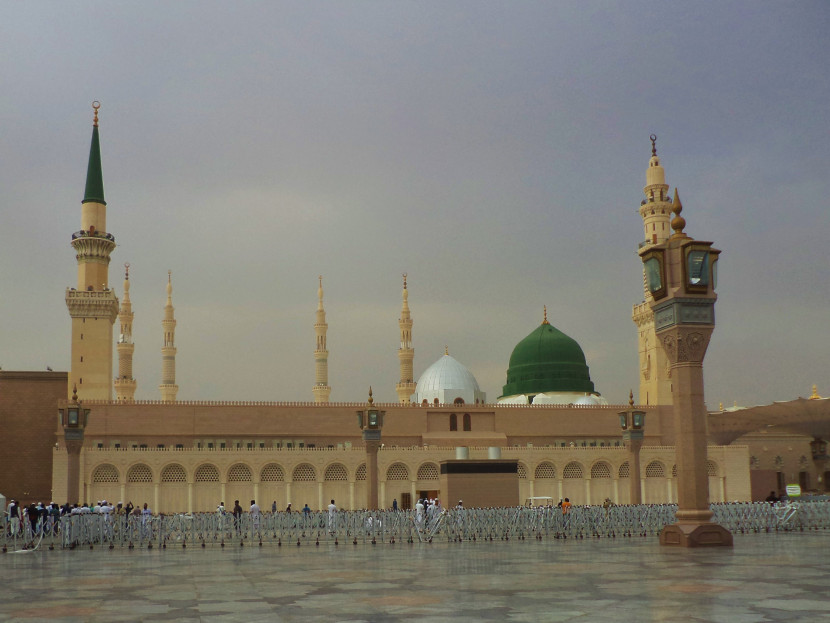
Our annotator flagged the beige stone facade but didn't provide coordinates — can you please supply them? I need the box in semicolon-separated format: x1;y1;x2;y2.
51;439;750;512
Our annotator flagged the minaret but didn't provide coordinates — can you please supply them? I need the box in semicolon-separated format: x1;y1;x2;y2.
395;273;416;403
159;271;178;402
65;101;119;400
312;275;332;403
632;135;673;406
114;263;137;401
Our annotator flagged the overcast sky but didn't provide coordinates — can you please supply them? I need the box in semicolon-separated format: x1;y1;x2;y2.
2;1;828;408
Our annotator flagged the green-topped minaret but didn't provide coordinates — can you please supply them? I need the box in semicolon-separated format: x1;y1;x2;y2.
65;101;119;400
82;110;106;205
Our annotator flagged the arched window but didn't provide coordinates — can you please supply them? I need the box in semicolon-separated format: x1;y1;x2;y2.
517;463;528;479
161;464;186;483
590;462;611;479
534;462;555;479
324;463;348;481
127;464;153;483
292;464;316;482
260;464;285;482
563;462;583;479
355;464;367;481
463;414;471;431
92;464;119;483
194;464;219;482
386;463;409;481
618;462;630;478
449;414;457;431
417;463;439;480
227;464;252;482
645;461;665;478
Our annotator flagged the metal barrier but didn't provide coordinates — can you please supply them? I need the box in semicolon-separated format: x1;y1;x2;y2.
2;502;828;551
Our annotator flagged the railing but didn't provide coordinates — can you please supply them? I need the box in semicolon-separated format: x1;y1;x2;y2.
3;502;827;551
72;230;115;242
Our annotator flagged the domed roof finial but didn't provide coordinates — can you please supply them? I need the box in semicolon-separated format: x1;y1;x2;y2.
809;384;821;400
72;384;79;403
368;386;374;405
403;272;407;290
92;100;101;127
670;188;687;237
543;305;549;325
650;133;657;157
629;389;634;407
124;262;130;279
444;345;449;356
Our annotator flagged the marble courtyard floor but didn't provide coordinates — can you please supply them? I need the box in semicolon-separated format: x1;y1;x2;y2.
0;533;827;622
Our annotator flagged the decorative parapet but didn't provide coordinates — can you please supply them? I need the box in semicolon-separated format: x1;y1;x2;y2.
65;288;119;321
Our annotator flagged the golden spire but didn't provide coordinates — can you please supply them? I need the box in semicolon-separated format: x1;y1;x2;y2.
403;272;407;290
670;188;687;238
809;384;821;400
719;402;724;412
123;263;130;294
543;305;549;325
368;386;374;405
318;275;324;310
92;100;100;127
650;133;657;157
444;345;449;356
629;389;634;406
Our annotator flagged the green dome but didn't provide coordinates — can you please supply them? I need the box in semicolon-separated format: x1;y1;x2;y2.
500;321;595;398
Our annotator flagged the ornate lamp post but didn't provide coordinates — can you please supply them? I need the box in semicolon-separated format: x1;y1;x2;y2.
619;391;646;504
357;387;384;509
59;386;90;504
809;437;828;491
639;191;732;547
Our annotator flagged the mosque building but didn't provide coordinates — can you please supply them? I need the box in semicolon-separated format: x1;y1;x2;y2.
1;106;827;512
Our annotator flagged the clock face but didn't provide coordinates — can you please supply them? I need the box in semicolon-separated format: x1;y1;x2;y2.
688;250;709;285
645;257;662;292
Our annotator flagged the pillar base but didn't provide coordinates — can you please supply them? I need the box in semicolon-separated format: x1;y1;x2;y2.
659;522;733;548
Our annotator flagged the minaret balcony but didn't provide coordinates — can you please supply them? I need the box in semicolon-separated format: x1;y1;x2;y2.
72;229;115;242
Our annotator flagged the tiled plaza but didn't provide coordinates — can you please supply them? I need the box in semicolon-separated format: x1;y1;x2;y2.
0;533;827;622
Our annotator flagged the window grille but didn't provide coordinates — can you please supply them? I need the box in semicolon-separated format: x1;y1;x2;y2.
92;464;119;483
292;463;316;482
534;462;556;479
127;464;153;483
161;464;187;483
227;464;252;482
417;463;439;480
517;463;528;479
618;462;630;478
324;463;348;481
386;463;409;480
355;464;367;481
195;464;220;482
706;460;718;477
563;462;583;479
645;461;665;478
590;462;611;479
260;464;285;482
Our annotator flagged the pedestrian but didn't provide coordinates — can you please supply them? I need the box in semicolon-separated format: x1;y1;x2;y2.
327;499;337;533
250;499;261;534
271;500;277;514
392;498;398;511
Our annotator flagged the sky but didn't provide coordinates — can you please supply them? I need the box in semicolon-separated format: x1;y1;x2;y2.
2;1;828;408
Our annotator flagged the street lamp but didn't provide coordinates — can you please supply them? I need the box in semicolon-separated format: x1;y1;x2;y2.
357;387;384;509
59;386;90;504
619;391;646;504
638;189;731;547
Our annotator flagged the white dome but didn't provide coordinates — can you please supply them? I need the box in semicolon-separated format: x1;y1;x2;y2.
415;354;486;405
